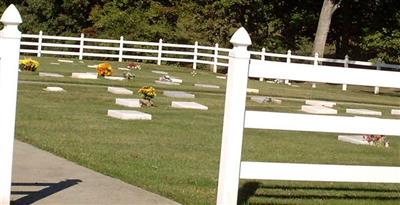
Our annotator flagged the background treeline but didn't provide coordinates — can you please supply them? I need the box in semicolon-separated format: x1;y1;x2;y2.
1;0;400;63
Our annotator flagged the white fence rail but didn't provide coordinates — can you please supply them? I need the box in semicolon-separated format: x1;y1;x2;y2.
216;27;400;204
20;31;400;94
0;4;22;205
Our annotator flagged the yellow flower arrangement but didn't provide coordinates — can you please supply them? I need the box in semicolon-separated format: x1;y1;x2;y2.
138;86;156;100
19;58;40;71
96;63;112;76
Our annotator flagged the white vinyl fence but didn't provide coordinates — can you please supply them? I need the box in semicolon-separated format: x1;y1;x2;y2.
0;4;22;205
20;31;400;94
216;27;400;204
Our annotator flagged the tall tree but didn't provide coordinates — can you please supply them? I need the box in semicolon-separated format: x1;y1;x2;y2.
312;0;340;57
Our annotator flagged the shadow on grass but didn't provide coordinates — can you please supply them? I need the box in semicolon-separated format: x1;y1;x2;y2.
11;179;82;205
237;181;262;204
237;182;400;205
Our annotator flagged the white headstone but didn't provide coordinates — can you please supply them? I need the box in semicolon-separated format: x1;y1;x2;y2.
115;98;140;108
246;88;259;94
57;59;74;63
39;72;64;78
118;67;130;71
194;83;220;89
107;87;133;95
391;109;400;115
71;72;98;79
338;135;370;145
154;80;180;85
170;78;182;83
104;76;125;81
171;101;208;110
250;96;282;104
216;76;226;80
108;110;151;120
43;87;65;92
164;91;195;98
305;100;336;107
50;62;60;65
301;105;337;115
152;70;168;75
87;65;97;68
346;108;382;116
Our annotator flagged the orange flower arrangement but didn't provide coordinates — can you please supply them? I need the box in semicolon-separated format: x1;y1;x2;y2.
96;63;112;76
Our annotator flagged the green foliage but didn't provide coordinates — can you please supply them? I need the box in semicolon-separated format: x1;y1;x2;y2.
1;0;400;63
361;29;400;64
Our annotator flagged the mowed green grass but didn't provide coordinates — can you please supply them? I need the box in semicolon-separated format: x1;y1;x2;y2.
16;56;400;204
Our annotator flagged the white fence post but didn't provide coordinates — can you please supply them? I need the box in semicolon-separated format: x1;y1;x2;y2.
213;43;218;73
157;38;162;65
37;30;42;57
259;48;265;81
342;55;349;91
312;52;319;88
285;50;291;84
374;59;382;94
118;36;124;62
79;33;84;60
216;27;251;205
193;41;198;70
0;4;22;205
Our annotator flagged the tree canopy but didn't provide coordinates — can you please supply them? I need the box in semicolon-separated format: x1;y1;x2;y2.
1;0;400;63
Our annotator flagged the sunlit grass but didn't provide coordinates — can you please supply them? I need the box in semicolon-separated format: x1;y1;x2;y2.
15;56;400;204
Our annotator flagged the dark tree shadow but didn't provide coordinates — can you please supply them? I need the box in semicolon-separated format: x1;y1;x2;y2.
11;179;82;205
237;182;400;205
237;181;262;205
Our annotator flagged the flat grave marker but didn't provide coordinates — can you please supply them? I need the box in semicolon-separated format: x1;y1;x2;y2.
43;86;65;92
154;80;180;85
118;67;130;71
39;72;64;78
346;108;382;116
391;109;400;115
152;70;168;75
115;98;140;108
57;59;74;63
108;110;151;120
171;101;208;110
87;65;98;68
250;96;282;104
108;87;133;95
305;100;336;107
50;62;60;65
216;76;227;80
301;105;338;115
247;88;259;94
71;72;98;79
163;91;195;98
194;83;220;89
105;76;125;81
338;135;370;145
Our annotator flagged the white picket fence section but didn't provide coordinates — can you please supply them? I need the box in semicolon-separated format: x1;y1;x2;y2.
0;4;22;205
216;27;400;204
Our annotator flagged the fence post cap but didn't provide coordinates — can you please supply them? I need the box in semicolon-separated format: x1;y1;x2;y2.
230;27;251;46
1;4;22;25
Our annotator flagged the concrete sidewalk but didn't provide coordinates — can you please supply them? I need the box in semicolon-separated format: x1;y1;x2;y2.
11;140;181;205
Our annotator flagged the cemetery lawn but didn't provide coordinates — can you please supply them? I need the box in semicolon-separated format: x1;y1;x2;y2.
16;57;400;205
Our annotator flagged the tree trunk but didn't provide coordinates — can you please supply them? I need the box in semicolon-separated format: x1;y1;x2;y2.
312;0;340;58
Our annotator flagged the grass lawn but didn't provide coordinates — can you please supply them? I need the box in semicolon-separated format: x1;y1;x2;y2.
15;56;400;204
